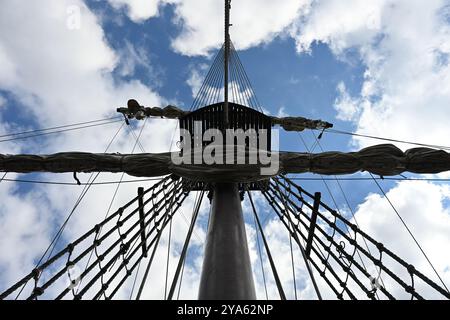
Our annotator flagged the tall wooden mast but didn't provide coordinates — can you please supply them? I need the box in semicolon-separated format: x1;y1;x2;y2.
198;0;257;300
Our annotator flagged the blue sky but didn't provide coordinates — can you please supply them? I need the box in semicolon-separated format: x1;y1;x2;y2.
1;0;450;300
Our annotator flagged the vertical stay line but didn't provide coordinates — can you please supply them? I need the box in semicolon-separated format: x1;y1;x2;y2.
230;44;254;108
231;42;263;112
203;47;224;107
209;48;226;106
177;191;201;299
289;232;297;300
164;212;173;299
191;46;224;110
247;189;286;300
249;190;269;300
167;189;205;300
230;48;250;107
228;47;239;104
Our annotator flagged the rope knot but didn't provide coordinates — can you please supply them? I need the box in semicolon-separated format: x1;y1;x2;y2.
66;243;75;253
31;268;41;280
376;242;384;252
407;264;416;275
32;287;44;297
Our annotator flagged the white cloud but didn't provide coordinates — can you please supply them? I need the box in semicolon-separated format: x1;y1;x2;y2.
292;0;450;151
0;182;53;286
107;0;310;56
172;0;311;56
0;0;163;128
290;0;386;54
117;41;152;77
350;181;450;299
0;0;166;154
334;82;359;121
276;107;289;118
108;0;163;22
186;63;209;98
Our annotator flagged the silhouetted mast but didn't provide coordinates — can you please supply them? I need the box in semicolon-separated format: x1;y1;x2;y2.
223;0;231;128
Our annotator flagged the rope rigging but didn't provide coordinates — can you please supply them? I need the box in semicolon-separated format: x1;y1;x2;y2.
164;184;174;300
188;40;262;112
287;191;298;300
0;118;123;143
190;46;224;111
0;177;165;185
288;177;450;182
321;128;450;151
269;180;323;300
369;172;449;293
4;175;450;187
2;117;449;300
74;120;145;296
0;116;122;139
0;176;195;300
135;178;185;300
3;122;148;300
308;129;387;296
250;193;269;300
267;175;450;300
310;128;446;293
298;130;381;296
265;182;393;299
129;259;142;299
167;188;205;300
247;189;287;300
90;179;186;300
55;119;147;297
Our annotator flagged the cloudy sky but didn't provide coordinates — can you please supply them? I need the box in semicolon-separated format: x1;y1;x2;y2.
0;0;450;300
